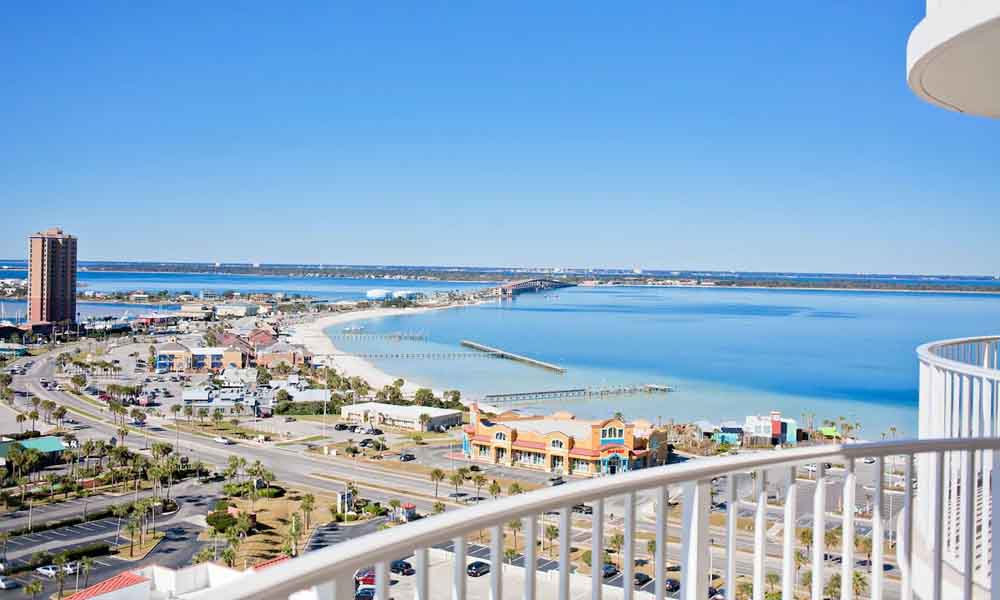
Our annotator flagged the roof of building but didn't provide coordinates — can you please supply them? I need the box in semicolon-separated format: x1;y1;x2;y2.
251;555;290;571
0;436;65;457
498;418;594;439
63;571;148;600
158;341;190;352
342;401;461;419
190;346;235;355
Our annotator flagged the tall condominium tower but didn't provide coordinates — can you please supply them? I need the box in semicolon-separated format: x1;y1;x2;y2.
27;227;77;324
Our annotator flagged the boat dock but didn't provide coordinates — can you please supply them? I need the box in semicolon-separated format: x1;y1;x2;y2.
460;340;566;373
483;383;675;406
327;332;428;341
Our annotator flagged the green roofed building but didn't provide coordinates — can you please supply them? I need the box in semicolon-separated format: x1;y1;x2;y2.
0;436;66;466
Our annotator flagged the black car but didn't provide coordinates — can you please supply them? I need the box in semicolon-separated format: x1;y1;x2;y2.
399;453;416;462
572;504;593;515
466;561;490;577
359;438;373;447
633;573;652;587
664;578;680;592
390;560;414;575
601;564;619;579
354;588;375;600
334;423;350;431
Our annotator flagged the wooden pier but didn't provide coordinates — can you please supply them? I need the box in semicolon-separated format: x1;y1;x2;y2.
483;383;675;406
460;340;567;373
328;332;428;341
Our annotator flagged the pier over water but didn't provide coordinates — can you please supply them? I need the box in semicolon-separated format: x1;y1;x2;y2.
460;339;567;372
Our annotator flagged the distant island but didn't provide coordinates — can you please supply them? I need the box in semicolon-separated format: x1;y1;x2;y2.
2;260;999;293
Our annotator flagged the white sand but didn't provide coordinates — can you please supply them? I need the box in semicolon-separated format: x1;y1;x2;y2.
286;305;465;395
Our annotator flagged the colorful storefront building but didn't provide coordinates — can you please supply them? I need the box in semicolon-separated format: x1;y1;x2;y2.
462;405;669;477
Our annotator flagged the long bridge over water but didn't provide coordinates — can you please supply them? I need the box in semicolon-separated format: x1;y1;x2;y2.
492;278;575;298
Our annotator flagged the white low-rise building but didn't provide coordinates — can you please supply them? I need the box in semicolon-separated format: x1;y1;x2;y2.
341;401;462;431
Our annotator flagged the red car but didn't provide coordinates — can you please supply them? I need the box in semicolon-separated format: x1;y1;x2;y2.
354;569;375;586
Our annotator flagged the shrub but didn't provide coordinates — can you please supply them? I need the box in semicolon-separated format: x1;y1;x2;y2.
223;483;247;497
206;511;237;533
62;542;111;561
258;486;285;498
214;499;233;512
344;513;358;522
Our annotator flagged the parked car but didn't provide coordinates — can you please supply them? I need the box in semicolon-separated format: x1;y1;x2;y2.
354;586;376;599
63;561;79;574
601;564;619;579
0;576;16;589
547;476;565;486
399;453;416;462
572;504;593;515
213;436;233;445
359;438;373;447
664;578;680;592
390;560;414;575
354;568;375;586
284;416;297;422
466;561;490;577
36;565;59;578
633;573;652;587
334;423;350;431
367;428;383;435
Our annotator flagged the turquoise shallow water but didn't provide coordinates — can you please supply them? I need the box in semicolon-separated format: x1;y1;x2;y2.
4;266;999;438
331;286;1000;438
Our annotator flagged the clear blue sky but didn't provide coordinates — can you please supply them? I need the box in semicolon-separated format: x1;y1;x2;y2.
2;2;997;274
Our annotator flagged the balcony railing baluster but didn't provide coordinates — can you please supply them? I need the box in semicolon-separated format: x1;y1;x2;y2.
524;514;537;600
591;498;604;600
655;485;668;600
933;450;945;600
902;453;914;600
623;491;636;600
812;462;826;600
559;507;571;600
753;470;766;600
841;458;856;600
414;547;429;600
726;474;737;600
375;560;388;600
872;456;884;600
453;535;467;600
961;448;976;600
490;525;503;600
782;466;797;600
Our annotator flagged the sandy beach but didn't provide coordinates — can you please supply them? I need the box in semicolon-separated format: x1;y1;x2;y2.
286;304;465;395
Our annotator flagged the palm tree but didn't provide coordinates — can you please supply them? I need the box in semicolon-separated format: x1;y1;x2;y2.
0;532;7;562
824;572;842;598
81;556;94;587
608;532;624;567
432;501;445;514
472;475;487;501
824;527;842;568
24;579;43;599
430;469;445;498
125;516;139;556
508;518;522;549
28;410;38;432
488;481;502;500
508;482;523;496
301;493;315;529
544;524;558;557
388;498;401;520
765;572;780;594
418;413;431;431
852;571;869;596
54;554;67;598
15;413;25;433
449;472;464;498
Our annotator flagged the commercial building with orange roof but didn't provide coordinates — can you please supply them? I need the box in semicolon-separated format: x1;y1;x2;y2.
461;404;670;477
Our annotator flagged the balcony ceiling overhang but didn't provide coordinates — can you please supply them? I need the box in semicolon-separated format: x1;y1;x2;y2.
907;6;1000;117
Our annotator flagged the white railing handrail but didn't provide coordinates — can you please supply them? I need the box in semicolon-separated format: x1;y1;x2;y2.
917;335;1000;377
198;437;1000;600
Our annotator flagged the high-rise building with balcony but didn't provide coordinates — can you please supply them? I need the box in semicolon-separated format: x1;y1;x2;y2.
27;227;77;325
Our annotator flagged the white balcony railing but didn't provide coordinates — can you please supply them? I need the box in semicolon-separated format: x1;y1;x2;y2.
198;436;1000;600
917;336;1000;596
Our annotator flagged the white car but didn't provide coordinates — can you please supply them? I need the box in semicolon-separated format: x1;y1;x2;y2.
213;436;233;445
36;565;59;578
0;576;16;589
63;562;79;574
